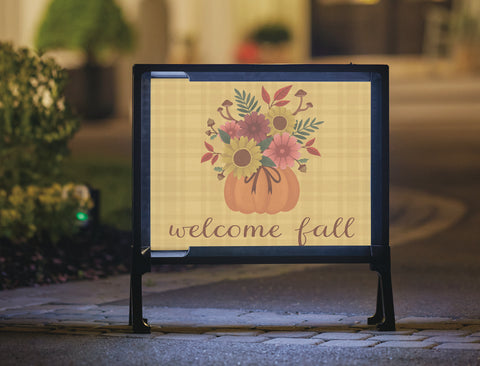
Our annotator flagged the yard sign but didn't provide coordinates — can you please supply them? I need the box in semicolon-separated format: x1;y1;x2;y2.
130;65;394;333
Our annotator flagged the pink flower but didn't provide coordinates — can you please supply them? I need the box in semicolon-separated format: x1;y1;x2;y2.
220;121;240;138
237;112;270;143
263;132;301;169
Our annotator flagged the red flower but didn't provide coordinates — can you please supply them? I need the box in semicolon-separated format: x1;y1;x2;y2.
263;132;301;169
237;112;271;143
220;121;240;139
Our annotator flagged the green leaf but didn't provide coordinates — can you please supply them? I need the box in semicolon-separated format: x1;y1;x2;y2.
210;134;217;140
235;89;261;117
298;158;309;164
258;136;273;152
293;117;324;141
296;120;303;131
214;166;223;172
219;129;231;144
261;155;276;167
256;106;261;112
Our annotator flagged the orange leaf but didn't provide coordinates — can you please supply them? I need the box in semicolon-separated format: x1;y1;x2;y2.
262;86;270;104
307;147;321;156
274;100;290;107
305;138;315;147
211;154;219;165
274;85;292;101
204;141;214;152
201;152;213;163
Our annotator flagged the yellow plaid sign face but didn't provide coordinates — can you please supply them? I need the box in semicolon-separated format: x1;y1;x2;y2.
150;79;371;250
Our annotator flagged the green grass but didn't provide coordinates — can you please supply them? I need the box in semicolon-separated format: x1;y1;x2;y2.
60;156;131;230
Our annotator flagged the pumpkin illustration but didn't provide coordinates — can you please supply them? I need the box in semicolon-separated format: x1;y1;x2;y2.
224;166;300;214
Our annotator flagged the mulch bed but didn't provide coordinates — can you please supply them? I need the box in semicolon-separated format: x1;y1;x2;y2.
0;226;132;290
0;226;198;290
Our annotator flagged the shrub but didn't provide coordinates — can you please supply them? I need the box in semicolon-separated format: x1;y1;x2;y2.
251;23;291;45
0;42;79;190
35;0;134;66
0;184;93;244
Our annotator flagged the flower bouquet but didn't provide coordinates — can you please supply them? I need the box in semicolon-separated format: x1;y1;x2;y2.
201;85;324;214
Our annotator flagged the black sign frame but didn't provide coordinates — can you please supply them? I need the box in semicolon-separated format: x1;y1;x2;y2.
130;64;394;333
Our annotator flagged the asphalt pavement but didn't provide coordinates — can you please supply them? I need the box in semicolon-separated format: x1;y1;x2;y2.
1;68;480;365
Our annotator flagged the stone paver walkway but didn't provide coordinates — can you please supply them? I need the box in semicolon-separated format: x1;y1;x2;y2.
1;305;479;350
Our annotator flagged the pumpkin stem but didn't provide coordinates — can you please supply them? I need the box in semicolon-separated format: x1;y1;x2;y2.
244;166;281;194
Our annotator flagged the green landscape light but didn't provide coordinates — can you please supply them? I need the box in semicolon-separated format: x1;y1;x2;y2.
76;212;88;221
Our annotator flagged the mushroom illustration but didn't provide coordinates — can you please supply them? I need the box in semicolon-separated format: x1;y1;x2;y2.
221;100;237;122
293;90;313;115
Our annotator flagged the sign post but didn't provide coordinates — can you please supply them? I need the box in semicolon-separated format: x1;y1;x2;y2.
130;64;394;333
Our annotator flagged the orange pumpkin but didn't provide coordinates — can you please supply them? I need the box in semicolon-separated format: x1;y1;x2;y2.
224;167;300;214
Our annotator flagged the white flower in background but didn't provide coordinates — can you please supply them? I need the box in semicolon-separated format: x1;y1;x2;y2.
30;78;39;87
42;90;53;108
57;98;65;111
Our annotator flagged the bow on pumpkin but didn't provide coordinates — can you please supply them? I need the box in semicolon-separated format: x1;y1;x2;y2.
244;166;281;194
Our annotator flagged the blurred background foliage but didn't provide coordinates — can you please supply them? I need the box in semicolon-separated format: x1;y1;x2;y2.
0;42;91;244
35;0;134;66
0;43;79;190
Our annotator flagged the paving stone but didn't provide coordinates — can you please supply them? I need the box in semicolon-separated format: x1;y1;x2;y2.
156;333;215;341
337;316;369;327
310;327;357;333
205;329;264;337
313;332;372;341
263;331;317;338
413;330;470;337
359;329;415;335
375;341;437;349
427;336;480;343
320;340;379;348
396;317;460;330
294;315;345;327
264;338;324;346
212;336;268;343
435;343;480;350
256;326;310;331
155;327;213;334
471;332;480;337
369;335;428;342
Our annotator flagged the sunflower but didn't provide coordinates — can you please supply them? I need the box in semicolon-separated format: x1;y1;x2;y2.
266;107;295;136
222;136;262;178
